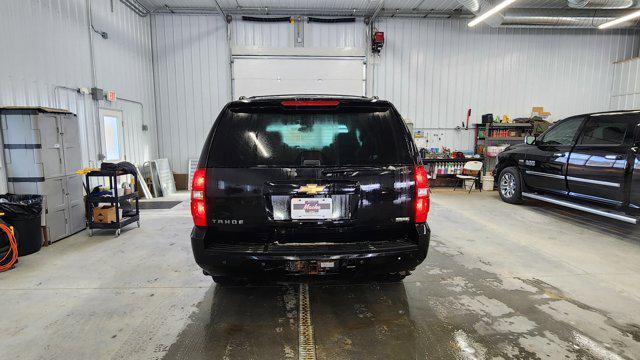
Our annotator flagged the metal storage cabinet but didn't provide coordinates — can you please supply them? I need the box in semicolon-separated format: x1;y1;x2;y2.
0;107;86;243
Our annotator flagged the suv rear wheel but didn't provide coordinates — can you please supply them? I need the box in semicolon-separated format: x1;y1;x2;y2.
211;276;247;287
498;167;523;204
380;272;408;282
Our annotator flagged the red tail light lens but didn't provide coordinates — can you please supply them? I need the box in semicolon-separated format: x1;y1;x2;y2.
414;165;430;223
191;168;207;226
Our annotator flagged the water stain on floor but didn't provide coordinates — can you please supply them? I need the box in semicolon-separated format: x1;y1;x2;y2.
161;243;639;360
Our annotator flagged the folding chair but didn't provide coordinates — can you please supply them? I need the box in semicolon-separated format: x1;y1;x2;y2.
453;161;483;193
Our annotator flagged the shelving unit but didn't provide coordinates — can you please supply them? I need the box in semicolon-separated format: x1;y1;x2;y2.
477;123;533;145
486;136;525;141
85;170;140;237
475;122;534;175
422;157;484;187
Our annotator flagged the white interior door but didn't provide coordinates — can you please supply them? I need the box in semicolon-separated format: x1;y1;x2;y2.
99;109;125;162
232;56;365;99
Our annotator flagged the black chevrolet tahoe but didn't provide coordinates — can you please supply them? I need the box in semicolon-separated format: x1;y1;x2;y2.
190;95;431;284
494;110;640;224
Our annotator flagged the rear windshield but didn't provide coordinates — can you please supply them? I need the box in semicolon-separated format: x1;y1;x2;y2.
207;107;413;167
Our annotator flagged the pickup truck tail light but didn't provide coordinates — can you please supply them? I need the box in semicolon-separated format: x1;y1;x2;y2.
414;165;430;223
191;168;207;226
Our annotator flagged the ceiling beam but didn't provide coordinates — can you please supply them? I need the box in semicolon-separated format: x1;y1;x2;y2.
212;0;230;22
150;6;473;18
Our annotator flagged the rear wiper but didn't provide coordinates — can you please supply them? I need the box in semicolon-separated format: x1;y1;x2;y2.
302;160;322;166
321;166;387;174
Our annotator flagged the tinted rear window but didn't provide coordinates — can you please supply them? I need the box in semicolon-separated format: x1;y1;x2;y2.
207;107;413;167
578;113;636;146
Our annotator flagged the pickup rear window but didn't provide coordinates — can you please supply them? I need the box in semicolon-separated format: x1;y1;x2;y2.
578;115;633;146
208;108;413;167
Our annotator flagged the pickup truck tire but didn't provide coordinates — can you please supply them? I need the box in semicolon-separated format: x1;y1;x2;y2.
498;167;523;204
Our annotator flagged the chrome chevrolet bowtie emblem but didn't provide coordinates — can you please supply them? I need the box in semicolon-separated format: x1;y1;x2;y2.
298;184;326;195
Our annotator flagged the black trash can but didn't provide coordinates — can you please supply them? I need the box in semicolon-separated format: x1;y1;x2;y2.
0;194;43;256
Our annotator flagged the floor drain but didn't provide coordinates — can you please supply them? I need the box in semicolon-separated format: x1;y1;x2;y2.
298;283;316;360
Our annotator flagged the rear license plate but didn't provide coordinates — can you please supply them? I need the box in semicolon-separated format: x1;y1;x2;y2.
319;261;335;269
291;198;332;220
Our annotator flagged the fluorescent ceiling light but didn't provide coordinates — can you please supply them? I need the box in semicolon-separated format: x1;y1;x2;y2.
468;0;518;27
247;132;270;158
598;9;640;29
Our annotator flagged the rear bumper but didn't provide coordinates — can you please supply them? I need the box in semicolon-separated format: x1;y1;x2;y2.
190;224;430;278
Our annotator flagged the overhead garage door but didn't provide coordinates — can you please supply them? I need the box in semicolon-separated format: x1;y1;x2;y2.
232;56;366;99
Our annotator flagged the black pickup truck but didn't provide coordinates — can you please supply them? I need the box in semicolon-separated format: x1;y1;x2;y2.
190;95;430;284
493;110;640;224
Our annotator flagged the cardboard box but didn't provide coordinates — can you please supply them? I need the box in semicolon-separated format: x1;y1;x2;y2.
532;106;551;117
93;206;117;223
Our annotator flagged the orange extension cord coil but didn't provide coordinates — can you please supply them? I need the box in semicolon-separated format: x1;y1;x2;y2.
0;222;17;272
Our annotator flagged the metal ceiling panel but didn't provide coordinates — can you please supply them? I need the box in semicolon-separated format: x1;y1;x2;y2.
397;0;462;11
140;0;464;13
138;0;569;11
137;0;218;10
139;0;640;24
232;0;377;10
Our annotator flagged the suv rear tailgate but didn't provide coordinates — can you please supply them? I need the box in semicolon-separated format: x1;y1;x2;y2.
200;99;420;245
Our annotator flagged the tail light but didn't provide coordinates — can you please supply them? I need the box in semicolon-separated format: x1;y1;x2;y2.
414;165;430;223
191;168;207;226
281;100;340;107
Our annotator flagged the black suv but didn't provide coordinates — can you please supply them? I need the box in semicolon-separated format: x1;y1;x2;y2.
190;95;431;283
494;110;640;223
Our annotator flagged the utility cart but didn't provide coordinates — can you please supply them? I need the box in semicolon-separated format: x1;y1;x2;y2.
85;170;140;237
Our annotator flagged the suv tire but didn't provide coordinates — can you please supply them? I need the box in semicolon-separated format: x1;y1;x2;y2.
370;272;409;283
498;167;523;204
211;276;246;287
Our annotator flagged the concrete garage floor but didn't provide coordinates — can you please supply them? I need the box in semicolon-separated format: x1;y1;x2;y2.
1;190;639;359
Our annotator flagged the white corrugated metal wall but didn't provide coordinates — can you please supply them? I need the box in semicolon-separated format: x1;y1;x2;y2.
231;18;366;50
151;15;231;174
5;5;636;179
152;16;367;173
232;18;293;48
611;57;640;109
151;16;640;169
0;0;157;192
231;18;366;49
91;0;158;166
305;21;366;49
372;19;640;151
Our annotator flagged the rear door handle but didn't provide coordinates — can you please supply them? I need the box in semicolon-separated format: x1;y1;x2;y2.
553;153;565;157
605;154;624;160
